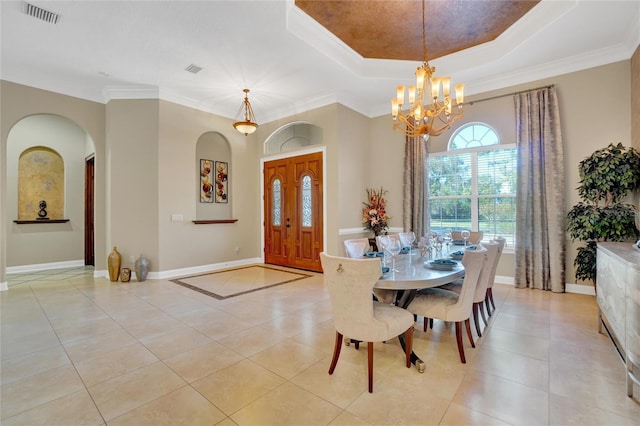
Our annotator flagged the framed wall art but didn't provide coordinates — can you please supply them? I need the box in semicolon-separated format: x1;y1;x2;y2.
214;161;228;203
200;159;213;203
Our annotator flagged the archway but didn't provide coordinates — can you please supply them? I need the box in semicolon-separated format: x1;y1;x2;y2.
5;114;96;275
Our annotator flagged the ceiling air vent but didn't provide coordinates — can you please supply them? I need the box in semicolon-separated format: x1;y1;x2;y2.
185;64;203;74
24;2;60;24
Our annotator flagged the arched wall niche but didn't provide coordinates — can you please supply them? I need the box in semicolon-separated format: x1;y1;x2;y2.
6;113;96;268
18;146;64;220
264;122;323;155
195;131;231;220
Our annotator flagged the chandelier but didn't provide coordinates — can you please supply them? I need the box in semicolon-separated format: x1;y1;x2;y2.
391;0;464;139
233;89;258;135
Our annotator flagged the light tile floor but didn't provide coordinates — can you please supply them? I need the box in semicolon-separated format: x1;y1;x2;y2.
1;265;639;425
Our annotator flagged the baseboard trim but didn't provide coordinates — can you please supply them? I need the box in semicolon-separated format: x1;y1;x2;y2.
495;275;514;285
6;260;85;274
495;275;595;295
565;283;596;296
93;257;265;281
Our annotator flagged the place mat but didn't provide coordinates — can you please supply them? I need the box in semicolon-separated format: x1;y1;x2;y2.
170;265;312;300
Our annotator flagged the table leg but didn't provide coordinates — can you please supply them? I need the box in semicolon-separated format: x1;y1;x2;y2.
397;332;425;372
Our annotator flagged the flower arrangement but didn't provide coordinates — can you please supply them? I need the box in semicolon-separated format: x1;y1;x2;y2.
362;187;390;236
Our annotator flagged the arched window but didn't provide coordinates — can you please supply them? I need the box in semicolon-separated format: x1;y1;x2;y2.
429;122;516;244
449;122;499;150
264;123;323;155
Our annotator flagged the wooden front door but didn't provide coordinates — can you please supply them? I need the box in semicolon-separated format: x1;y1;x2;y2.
264;152;323;272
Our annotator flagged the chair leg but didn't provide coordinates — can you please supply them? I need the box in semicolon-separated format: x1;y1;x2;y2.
367;342;374;393
429;318;433;329
472;303;482;337
423;317;429;332
455;322;466;364
465;318;475;348
479;301;488;326
488;287;496;310
485;292;493;317
329;331;343;374
404;327;413;368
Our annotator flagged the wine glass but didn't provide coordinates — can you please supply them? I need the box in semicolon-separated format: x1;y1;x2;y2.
378;235;390;266
444;229;452;253
461;230;471;247
399;231;416;262
386;237;402;275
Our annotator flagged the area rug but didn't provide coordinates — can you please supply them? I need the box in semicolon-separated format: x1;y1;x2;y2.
170;265;312;300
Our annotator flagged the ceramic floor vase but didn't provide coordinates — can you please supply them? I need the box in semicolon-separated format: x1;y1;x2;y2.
135;254;149;282
108;246;121;282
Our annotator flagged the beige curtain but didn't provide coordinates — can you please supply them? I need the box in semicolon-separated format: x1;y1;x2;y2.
514;86;565;292
403;135;428;238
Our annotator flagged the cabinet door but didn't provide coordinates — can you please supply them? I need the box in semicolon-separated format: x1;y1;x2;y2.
597;247;626;347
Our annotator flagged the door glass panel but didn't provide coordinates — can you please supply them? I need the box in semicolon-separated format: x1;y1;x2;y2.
273;179;281;226
302;175;312;227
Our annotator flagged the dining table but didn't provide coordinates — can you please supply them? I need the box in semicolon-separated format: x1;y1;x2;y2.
374;249;465;373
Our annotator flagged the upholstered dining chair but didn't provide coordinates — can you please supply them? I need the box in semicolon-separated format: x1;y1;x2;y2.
407;246;487;363
451;231;484;244
320;253;414;393
437;242;500;337
485;237;506;316
343;238;371;258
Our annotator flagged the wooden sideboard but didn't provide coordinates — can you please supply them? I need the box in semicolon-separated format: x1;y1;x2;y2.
596;242;640;399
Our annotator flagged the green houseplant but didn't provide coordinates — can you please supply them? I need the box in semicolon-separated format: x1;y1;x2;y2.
566;143;640;285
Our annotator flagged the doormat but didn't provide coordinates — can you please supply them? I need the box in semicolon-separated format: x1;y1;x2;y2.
170;265;312;300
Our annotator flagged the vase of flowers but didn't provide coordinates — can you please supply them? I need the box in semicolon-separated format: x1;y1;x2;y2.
362;187;390;236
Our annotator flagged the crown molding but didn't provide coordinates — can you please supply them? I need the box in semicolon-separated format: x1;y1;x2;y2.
103;86;159;102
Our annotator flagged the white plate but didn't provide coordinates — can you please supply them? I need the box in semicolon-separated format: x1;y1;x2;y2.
426;264;455;271
425;261;457;271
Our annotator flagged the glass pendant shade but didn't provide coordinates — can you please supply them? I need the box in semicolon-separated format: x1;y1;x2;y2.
233;89;258;136
233;121;258;135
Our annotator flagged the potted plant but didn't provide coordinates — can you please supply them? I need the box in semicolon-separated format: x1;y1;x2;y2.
566;143;640;286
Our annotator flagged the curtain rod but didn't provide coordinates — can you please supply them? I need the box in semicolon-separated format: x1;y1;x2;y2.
464;84;555;106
